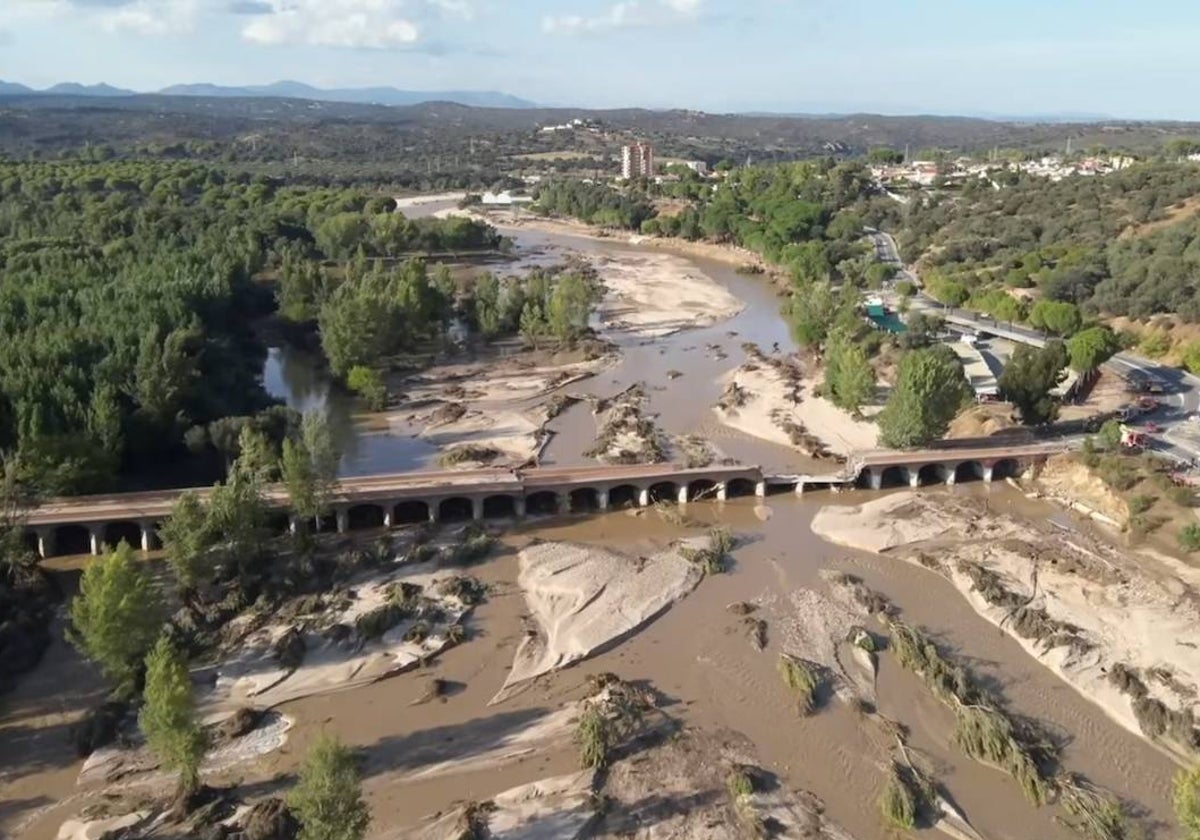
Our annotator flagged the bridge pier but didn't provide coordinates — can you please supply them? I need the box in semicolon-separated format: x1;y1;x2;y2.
597;489;609;511
514;497;527;518
35;527;54;559
472;498;484;521
908;469;920;489
88;526;102;557
866;469;883;491
794;481;806;496
140;522;157;553
383;507;394;528
716;482;728;502
755;481;767;498
335;507;349;534
945;469;957;487
983;463;995;484
678;485;689;505
638;487;650;507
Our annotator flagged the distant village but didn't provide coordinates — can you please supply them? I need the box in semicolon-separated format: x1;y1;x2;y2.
870;153;1138;190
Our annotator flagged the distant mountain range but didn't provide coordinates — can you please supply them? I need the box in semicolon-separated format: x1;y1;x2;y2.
0;79;538;109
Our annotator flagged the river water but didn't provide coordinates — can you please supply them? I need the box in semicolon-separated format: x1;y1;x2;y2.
0;208;1178;840
262;205;807;476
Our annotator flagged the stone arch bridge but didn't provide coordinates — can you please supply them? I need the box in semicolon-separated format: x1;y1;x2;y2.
22;443;1067;558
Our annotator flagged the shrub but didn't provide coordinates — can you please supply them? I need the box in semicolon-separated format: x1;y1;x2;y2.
1181;524;1200;553
778;654;819;715
1129;494;1156;515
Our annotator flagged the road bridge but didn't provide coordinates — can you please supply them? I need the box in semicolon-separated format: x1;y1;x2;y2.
22;443;1070;558
24;463;767;558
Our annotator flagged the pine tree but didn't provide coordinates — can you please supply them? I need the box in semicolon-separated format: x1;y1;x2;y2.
69;542;164;693
288;733;371;840
140;635;207;795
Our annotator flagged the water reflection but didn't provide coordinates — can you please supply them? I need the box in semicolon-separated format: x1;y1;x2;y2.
262;346;440;477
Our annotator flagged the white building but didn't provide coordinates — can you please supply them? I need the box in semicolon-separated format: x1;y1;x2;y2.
684;160;709;176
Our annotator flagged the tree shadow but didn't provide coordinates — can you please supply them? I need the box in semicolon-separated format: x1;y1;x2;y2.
357;707;554;781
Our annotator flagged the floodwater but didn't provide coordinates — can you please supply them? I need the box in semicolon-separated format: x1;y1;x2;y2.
4;487;1179;840
2;208;1181;839
262;205;809;476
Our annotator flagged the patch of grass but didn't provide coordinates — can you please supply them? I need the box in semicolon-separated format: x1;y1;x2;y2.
354;602;412;640
1129;494;1157;515
778;654;820;716
1180;523;1200;553
879;763;918;831
444;531;497;566
680;528;735;575
438;443;502;467
436;575;488;606
576;704;612;770
726;765;755;800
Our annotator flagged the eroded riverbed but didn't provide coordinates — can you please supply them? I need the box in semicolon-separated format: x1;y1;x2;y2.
0;211;1188;840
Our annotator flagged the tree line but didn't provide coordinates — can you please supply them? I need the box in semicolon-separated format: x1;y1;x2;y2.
0;160;499;495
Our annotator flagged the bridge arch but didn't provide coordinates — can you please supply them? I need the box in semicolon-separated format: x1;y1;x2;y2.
438;497;475;522
607;484;640;508
687;479;718;502
348;504;385;530
725;478;757;499
917;463;948;486
55;524;92;556
103;521;142;552
482;494;517;519
569;487;600;513
393;500;430;525
879;466;910;489
526;491;561;516
991;458;1021;481
954;461;985;484
647;482;678;504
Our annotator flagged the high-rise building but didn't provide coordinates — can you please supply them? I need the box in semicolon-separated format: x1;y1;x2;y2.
621;143;654;180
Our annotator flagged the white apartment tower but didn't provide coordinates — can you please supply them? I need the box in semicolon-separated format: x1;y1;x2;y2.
621;143;654;179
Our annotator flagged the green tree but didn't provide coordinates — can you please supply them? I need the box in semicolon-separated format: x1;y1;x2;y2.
1067;326;1120;375
878;346;972;448
1182;341;1200;375
825;336;877;412
346;366;388;411
519;300;548;349
998;342;1068;425
1029;300;1082;337
288;732;371;840
207;466;267;561
282;412;341;530
159;491;215;588
69;542;164;693
546;273;594;343
140;634;207;795
788;280;837;348
235;426;279;484
927;275;969;307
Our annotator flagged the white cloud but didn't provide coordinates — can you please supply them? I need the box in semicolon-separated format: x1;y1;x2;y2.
542;0;700;35
241;0;476;49
0;0;199;35
99;0;198;34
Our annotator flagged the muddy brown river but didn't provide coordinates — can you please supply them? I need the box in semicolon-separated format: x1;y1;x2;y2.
0;214;1181;840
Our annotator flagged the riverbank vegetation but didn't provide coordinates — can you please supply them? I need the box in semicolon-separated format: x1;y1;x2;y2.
0;160;501;495
898;161;1200;336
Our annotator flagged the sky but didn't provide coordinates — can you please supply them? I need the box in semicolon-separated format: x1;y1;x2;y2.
2;0;1200;118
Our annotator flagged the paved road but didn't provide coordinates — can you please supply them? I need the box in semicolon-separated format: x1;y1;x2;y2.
867;229;1200;466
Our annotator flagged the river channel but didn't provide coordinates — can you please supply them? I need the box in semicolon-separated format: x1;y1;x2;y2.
262;203;808;476
0;207;1180;840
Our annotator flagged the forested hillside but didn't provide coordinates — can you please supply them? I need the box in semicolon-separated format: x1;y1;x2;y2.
0;161;498;494
899;162;1200;323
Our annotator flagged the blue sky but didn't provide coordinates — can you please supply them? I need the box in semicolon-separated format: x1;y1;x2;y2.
1;0;1198;118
